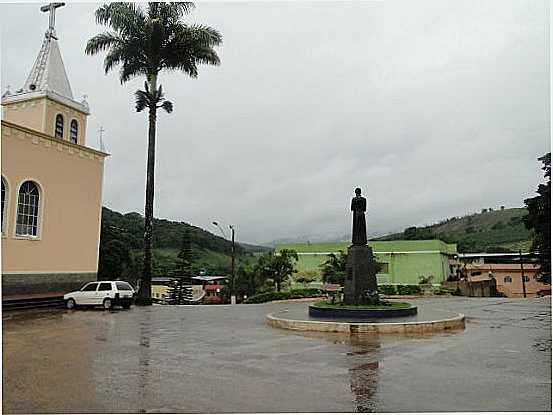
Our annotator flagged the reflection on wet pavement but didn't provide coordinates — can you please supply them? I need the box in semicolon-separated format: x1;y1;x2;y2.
347;337;380;412
2;297;551;413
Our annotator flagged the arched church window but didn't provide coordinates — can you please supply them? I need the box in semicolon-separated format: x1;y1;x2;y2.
1;177;7;233
55;114;64;139
70;120;78;144
16;181;41;237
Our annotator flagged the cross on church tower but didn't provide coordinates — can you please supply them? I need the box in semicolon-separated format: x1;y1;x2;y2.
98;126;106;152
40;2;65;39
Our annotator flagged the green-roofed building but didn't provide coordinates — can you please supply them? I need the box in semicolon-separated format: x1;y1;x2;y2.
276;240;459;286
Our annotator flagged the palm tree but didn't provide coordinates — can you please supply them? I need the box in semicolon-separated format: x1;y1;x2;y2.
86;2;222;305
320;251;347;285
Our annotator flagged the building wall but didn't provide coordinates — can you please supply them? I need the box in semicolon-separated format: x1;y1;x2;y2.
375;251;450;285
1;121;106;295
285;240;457;286
2;98;46;132
491;268;546;298
466;263;549;298
3;97;87;145
152;284;170;300
152;284;204;302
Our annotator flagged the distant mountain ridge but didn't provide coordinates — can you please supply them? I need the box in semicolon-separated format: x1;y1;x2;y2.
101;207;270;253
374;207;532;253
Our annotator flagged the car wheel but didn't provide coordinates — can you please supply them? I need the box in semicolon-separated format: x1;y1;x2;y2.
122;303;131;309
102;298;112;310
66;298;76;309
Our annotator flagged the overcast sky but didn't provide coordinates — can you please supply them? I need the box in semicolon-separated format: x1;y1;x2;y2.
1;1;550;244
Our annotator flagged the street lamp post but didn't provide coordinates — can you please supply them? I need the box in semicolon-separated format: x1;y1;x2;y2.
230;225;236;305
212;221;236;305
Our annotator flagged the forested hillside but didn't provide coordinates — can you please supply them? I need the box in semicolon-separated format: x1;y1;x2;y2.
98;207;269;281
375;207;532;253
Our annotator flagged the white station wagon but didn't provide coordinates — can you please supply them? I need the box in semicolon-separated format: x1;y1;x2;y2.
64;281;135;310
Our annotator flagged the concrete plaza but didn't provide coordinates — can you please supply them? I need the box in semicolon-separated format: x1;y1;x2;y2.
2;297;551;413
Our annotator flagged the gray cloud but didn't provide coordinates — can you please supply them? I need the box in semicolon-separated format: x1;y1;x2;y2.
1;0;549;244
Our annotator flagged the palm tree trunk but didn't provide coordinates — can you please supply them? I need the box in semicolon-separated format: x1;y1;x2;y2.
138;75;158;305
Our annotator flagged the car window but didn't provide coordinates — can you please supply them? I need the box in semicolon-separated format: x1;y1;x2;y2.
116;282;133;291
82;283;98;292
98;282;112;291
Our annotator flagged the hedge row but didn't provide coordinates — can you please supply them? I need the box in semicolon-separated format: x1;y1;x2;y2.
244;288;325;304
378;285;422;295
244;284;439;303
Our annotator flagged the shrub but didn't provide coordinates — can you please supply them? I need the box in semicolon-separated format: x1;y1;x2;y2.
289;288;324;298
396;285;422;295
244;292;289;304
244;288;324;304
378;285;397;295
433;287;453;296
418;275;434;285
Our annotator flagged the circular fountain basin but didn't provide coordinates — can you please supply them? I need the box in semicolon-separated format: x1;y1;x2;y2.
267;302;465;335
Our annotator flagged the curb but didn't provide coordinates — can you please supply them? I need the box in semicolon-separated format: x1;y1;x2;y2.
266;312;465;335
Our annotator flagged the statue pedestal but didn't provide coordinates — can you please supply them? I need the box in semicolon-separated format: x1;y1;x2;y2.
343;245;378;305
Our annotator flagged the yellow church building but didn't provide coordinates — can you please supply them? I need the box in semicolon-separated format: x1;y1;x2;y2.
1;3;107;296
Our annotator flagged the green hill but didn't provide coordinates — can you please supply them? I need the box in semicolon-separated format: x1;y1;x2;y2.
375;207;533;253
99;207;270;280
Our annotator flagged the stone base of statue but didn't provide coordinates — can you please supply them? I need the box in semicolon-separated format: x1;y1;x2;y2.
343;244;378;305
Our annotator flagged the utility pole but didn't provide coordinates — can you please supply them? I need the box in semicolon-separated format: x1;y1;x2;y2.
519;249;527;298
230;225;236;305
212;221;236;305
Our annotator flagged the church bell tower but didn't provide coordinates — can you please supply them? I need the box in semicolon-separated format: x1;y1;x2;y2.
1;2;90;147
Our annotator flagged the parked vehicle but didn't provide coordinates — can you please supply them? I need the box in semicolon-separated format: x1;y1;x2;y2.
537;288;551;297
64;281;135;310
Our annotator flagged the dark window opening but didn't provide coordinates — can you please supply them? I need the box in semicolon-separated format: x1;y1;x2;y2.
55;114;64;139
70;120;78;144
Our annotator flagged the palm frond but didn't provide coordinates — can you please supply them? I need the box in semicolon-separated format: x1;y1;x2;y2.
134;83;173;113
160;100;173;113
164;2;195;18
120;61;147;84
95;3;145;34
85;32;122;56
103;44;125;74
134;89;150;112
160;24;221;75
148;2;195;22
187;24;223;47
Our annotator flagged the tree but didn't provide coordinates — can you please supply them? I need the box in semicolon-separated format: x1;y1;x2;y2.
320;251;347;285
524;153;551;283
167;230;196;304
256;250;298;292
166;279;193;305
295;270;318;287
98;223;138;285
98;239;132;279
231;262;262;300
173;230;196;280
404;226;417;240
86;3;222;305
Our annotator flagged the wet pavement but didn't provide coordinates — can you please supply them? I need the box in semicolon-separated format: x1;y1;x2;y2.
2;297;551;413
